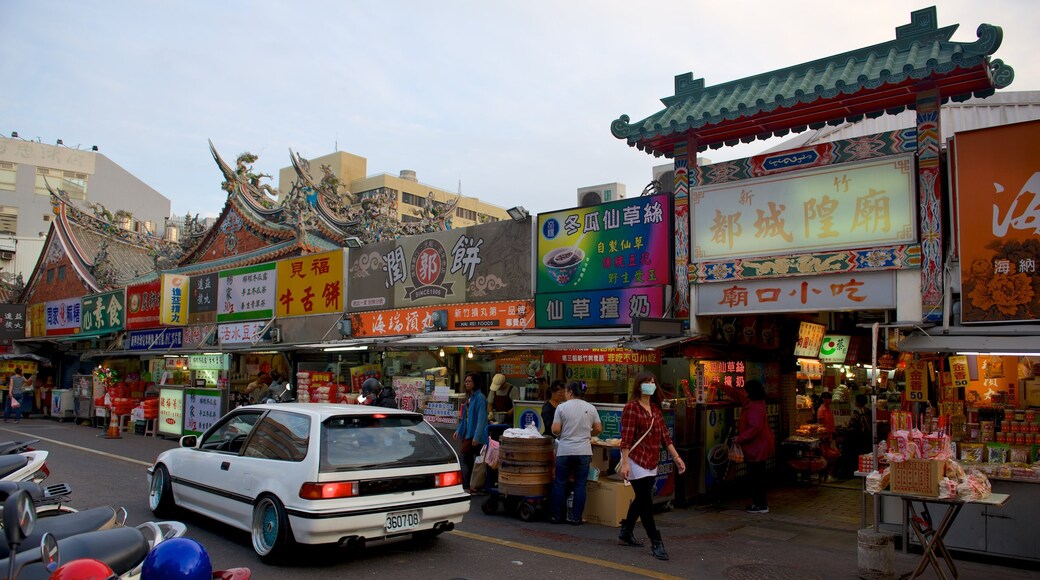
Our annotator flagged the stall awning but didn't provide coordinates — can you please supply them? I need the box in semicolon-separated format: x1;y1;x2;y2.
898;328;1040;354
297;329;702;352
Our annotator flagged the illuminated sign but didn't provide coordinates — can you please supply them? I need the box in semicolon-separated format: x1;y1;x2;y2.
696;271;897;315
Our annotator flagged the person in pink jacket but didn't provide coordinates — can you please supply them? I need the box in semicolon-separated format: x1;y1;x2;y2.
721;379;775;513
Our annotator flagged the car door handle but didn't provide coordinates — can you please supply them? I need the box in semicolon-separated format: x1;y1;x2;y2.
221;461;230;471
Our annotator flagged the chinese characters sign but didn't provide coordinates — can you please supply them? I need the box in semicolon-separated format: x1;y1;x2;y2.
275;250;345;317
696;271;897;315
346;220;531;312
217;321;270;345
79;290;125;336
690;154;915;260
536;193;672;292
45;298;80;336
184;388;222;435
535;285;666;328
954;120;1040;322
818;335;851;363
188;273;218;324
217;262;276;322
793;322;826;358
160;274;189;326
0;304;26;342
188;354;229;371
949;355;970;389
350;300;535;337
542;349;660;365
158;388;183;436
126;328;183;350
904;359;929;403
26;303;45;338
125;280;161;330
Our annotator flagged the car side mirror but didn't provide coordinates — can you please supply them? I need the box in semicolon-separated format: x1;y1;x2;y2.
180;435;198;448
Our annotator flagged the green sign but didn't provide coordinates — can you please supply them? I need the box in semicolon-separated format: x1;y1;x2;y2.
79;289;126;335
188;354;230;371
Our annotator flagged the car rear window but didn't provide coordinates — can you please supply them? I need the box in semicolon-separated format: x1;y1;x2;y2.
320;414;456;471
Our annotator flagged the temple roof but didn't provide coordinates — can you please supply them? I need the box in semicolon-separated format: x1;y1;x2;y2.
611;7;1015;158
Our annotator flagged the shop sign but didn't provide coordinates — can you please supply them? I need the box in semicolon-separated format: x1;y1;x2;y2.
26;303;45;338
696;270;897;315
158;388;183;436
217;321;270;345
536;285;665;328
182;325;215;349
690;154;915;260
79;290;125;336
347;220;531;312
0;360;37;374
183;388;222;435
496;356;532;378
45;298;81;336
160;274;189;326
350;364;381;391
0;304;26;341
188;354;229;371
949;355;970;389
819;335;851;363
125;328;183;350
543;349;660;365
536;193;672;293
904;359;929;402
392;377;424;413
793;322;827;357
954;120;1040;322
188;273;218;324
125;280;161;330
217;262;276;322
350;299;534;337
275;249;345;317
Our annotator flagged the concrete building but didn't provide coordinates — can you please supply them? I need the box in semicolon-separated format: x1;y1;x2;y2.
277;150;510;227
0;135;171;279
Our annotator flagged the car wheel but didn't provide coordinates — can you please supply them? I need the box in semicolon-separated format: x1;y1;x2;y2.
252;495;293;563
148;464;176;517
481;495;499;515
517;501;536;522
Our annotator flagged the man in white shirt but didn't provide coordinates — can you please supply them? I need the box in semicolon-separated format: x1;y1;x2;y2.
550;381;603;525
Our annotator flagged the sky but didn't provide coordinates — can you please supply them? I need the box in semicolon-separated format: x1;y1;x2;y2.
3;1;1039;220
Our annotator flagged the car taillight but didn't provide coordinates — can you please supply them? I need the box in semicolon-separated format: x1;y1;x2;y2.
299;481;359;500
435;470;462;488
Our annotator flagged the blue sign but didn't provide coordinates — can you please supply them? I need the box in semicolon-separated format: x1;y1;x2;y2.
126;328;183;350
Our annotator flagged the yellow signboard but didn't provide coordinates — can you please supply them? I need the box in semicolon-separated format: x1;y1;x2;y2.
904;359;929;403
160;274;190;326
948;355;970;389
275;250;345;317
27;303;46;338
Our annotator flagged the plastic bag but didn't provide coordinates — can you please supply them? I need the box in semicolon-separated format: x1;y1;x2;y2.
470;449;487;490
484;439;500;470
728;441;744;463
9;396;20;409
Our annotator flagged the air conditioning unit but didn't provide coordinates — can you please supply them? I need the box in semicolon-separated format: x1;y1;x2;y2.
0;251;13;260
578;190;605;207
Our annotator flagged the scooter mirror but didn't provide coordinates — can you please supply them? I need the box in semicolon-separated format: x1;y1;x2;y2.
3;489;36;542
40;532;60;571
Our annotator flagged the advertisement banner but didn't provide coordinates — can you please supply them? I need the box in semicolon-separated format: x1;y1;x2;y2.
79;290;125;336
350;364;382;391
45;298;81;336
955;120;1040;322
188;354;229;371
536;193;672;293
125;328;183;351
818;335;851;363
160;274;189;326
217;262;276;322
904;359;929;403
392;377;425;413
217;321;270;345
183;388;222;436
542;349;660;365
793;322;826;358
346;220;532;312
26;303;45;338
535;285;665;328
696;270;897;315
350;299;534;337
949;355;970;389
158;388;184;437
188;273;218;324
275;249;345;317
125;280;161;330
0;304;27;342
181;324;215;349
690;154;916;260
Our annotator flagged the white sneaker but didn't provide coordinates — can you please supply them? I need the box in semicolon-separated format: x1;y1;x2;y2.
746;504;769;514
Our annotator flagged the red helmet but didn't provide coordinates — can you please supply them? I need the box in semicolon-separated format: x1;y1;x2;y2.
49;558;116;580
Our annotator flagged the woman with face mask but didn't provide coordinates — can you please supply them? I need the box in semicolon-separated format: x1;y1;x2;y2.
617;371;685;561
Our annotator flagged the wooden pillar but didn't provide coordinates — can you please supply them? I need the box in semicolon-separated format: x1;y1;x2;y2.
673;141;692;319
916;86;943;322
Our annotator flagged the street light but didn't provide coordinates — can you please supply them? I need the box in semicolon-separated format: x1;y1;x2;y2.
507;206;529;223
344;236;362;248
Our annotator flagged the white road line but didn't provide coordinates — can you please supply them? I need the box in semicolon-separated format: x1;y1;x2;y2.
1;427;152;467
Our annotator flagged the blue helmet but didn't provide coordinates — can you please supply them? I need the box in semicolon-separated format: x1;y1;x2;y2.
142;538;212;580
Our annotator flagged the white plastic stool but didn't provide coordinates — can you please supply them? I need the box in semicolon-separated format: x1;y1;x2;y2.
143;418;158;437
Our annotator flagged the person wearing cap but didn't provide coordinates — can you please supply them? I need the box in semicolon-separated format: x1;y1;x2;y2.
488;373;515;424
361;377;398;409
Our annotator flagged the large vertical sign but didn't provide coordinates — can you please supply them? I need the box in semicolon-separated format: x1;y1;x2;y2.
217;262;276;322
956;120;1040;323
275;250;345;317
79;290;125;336
188;273;218;324
125;280;162;330
0;304;26;342
45;298;80;336
160;274;189;326
26;303;45;338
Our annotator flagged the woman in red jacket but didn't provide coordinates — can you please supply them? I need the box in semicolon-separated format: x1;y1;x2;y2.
722;379;775;513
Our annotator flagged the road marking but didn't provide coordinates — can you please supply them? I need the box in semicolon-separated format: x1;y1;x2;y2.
449;529;684;579
1;427;152;467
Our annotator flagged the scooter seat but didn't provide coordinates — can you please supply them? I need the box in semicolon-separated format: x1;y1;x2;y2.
7;527;151;580
0;506;117;558
0;455;28;479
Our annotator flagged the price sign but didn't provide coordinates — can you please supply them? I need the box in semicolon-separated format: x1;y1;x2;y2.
904;360;929;403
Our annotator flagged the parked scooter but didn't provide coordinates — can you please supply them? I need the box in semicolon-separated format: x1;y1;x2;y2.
0;440;39;456
0;451;49;484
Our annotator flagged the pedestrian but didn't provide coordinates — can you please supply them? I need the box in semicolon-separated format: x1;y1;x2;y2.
487;373;515;424
817;390;839;481
839;394;872;477
541;379;566;437
721;379;776;513
21;373;34;418
453;372;488;492
549;381;602;525
617;371;686;561
360;377;397;409
5;366;26;423
268;371;291;402
40;375;54;417
243;372;271;405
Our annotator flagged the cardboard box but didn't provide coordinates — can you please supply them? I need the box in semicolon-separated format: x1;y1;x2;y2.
583;478;635;527
889;459;942;496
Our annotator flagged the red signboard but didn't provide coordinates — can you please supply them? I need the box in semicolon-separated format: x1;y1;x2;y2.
126;280;162;330
350;300;534;337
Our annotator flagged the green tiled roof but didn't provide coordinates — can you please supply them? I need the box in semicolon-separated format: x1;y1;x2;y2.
611;7;1015;157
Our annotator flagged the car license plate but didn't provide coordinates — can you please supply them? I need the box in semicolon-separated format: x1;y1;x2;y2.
385;510;421;532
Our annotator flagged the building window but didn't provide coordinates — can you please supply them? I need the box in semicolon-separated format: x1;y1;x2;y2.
0;162;15;191
35;167;87;199
47;269;54;283
402;192;425;207
0;206;16;236
455;207;476;221
57;265;66;280
401;215;420;222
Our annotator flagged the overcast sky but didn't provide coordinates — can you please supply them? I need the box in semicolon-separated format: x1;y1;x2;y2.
3;1;1038;219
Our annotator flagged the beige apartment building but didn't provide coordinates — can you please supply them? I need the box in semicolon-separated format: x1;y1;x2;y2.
277;150;509;227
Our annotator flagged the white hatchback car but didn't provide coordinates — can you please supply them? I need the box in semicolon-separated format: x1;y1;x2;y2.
147;403;469;562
